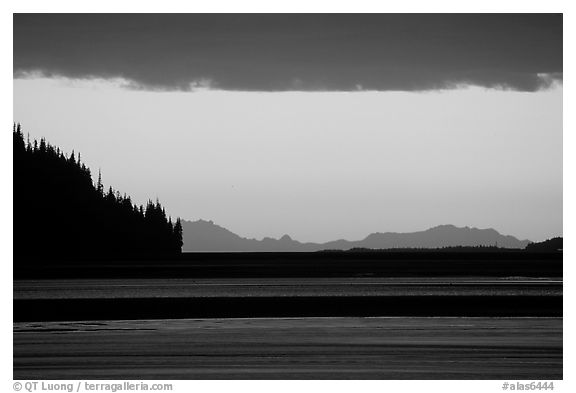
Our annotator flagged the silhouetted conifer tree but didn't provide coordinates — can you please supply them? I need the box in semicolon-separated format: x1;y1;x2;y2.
174;218;183;251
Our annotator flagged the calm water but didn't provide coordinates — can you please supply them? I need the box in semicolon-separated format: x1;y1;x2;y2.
13;277;563;379
13;277;562;299
13;316;562;379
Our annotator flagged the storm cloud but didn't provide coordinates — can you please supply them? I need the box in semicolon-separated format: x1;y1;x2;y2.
14;14;562;92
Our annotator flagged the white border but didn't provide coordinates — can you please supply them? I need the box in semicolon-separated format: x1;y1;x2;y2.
3;2;571;392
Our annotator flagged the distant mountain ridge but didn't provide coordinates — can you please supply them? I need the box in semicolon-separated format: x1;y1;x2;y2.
181;220;531;252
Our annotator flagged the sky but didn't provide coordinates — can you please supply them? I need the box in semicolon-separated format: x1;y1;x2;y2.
13;14;563;242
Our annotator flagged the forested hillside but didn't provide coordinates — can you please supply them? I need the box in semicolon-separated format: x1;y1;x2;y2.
13;124;182;262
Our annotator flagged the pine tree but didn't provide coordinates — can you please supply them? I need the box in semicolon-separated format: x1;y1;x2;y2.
174;218;183;251
96;169;104;195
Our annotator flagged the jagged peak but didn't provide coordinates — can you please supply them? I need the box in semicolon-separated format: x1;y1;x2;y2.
184;219;236;234
194;219;215;225
427;224;458;231
426;225;501;234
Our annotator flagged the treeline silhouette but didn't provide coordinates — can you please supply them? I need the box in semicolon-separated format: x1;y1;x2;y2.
320;243;563;253
320;245;521;253
13;124;182;262
525;237;563;252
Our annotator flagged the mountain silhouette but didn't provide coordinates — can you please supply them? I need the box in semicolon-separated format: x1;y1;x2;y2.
181;221;531;252
525;237;563;252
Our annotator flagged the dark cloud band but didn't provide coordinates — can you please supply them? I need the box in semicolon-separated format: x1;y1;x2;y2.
14;14;562;92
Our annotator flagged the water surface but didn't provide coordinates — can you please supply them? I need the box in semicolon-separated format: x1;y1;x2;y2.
14;316;562;379
14;277;562;299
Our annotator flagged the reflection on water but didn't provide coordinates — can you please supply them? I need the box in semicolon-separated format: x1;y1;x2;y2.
14;277;562;299
13;316;563;379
